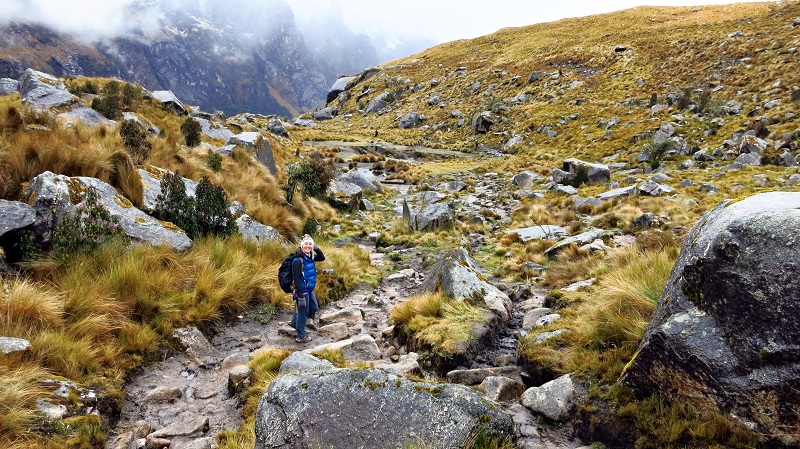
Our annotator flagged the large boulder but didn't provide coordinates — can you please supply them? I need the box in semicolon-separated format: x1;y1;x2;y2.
19;69;77;111
0;200;35;237
326;75;357;104
152;90;187;115
418;246;510;321
401;191;455;231
555;159;610;185
57;105;116;128
0;78;19;96
254;364;515;449
195;117;234;141
622;192;800;447
23;171;191;251
236;215;282;245
327;179;363;211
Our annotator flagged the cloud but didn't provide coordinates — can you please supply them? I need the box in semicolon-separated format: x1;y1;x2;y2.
1;0;144;40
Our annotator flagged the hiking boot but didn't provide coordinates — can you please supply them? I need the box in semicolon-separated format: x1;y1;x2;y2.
295;335;312;343
306;318;317;330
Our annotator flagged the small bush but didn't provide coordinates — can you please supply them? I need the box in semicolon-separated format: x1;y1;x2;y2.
153;171;199;238
207;149;222;172
281;158;335;204
90;80;122;120
51;185;127;258
641;139;678;168
180;117;202;147
121;83;140;108
119;120;151;164
195;177;237;238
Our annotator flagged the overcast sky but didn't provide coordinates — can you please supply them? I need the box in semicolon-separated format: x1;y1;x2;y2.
1;0;777;44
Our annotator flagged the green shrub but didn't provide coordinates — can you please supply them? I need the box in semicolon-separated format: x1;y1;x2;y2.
194;177;237;238
90;80;123;120
121;83;139;108
207;149;222;172
51;186;127;258
641;139;678;168
281;158;335;204
180;117;202;147
153;171;199;238
119;121;151;164
153;173;237;239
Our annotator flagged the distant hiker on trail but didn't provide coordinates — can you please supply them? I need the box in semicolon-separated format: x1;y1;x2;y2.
289;235;325;343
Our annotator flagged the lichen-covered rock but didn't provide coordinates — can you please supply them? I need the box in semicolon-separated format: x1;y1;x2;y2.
254;366;515;449
418;246;510;320
622;192;800;447
23;171;191;251
19;69;77;111
401;191;455;231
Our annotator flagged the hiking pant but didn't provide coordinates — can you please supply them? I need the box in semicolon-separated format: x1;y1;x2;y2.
292;291;318;338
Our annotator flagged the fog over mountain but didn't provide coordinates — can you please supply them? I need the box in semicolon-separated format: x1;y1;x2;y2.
0;0;776;115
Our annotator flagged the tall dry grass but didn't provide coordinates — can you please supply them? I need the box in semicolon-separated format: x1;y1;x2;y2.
521;245;677;382
389;292;488;354
0;364;50;445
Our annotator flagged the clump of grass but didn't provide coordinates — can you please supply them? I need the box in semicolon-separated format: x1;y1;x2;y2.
389;292;489;354
0;364;50;444
616;394;761;449
521;245;677;382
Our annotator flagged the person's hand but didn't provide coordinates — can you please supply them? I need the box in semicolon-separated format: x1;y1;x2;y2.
313;244;320;252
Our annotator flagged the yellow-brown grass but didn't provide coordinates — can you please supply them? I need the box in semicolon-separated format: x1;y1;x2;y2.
389;292;488;354
0;364;50;444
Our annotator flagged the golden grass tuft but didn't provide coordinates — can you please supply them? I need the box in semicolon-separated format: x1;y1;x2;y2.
109;150;144;208
0;278;64;337
389;292;488;354
521;245;677;382
0;364;50;442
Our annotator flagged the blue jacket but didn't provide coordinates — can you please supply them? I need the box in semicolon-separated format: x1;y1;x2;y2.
292;247;325;293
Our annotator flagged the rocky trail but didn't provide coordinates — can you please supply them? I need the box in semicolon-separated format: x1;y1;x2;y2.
107;171;590;449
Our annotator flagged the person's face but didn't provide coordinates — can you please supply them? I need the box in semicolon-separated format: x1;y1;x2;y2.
302;241;313;253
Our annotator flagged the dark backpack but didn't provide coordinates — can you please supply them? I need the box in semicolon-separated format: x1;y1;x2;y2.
277;254;298;293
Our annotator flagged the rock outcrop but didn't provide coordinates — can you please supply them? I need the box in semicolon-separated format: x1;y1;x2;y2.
254;358;515;449
622;192;800;447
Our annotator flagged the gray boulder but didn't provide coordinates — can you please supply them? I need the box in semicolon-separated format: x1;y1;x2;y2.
558;158;610;184
227;131;261;148
195;118;233;141
58;105;116;128
19;69;76;111
302;334;382;362
0;336;31;355
366;92;391;114
622;192;800;447
653;121;676;143
418;246;510;320
328;179;363;211
544;229;609;257
511;171;543;189
402;191;455;231
638;180;674;196
267;118;289;138
0;78;19;95
23;171;191;251
122;112;160;136
254;367;515;449
472;110;499;133
0;200;35;237
312;107;334;121
399;110;421;129
339;169;379;193
520;373;577;421
596;185;638;200
326;75;357;104
173;326;222;368
236;215;282;245
507;225;567;241
254;136;277;174
152;90;187;115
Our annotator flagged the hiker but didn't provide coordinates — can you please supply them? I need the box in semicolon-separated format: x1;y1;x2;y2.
290;235;325;343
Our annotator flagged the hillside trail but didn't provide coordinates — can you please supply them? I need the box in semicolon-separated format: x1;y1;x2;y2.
107;192;586;449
